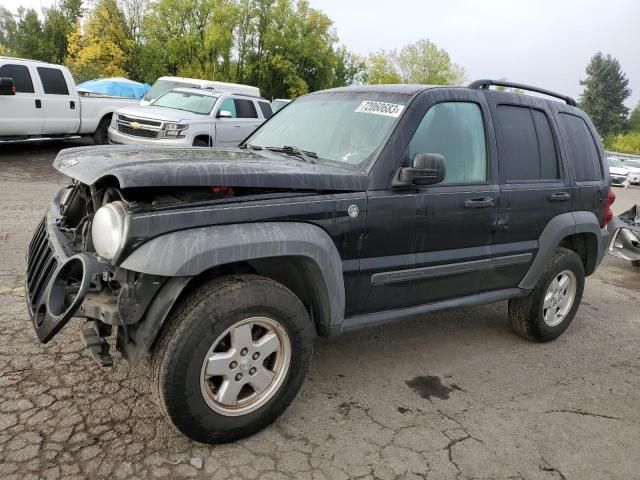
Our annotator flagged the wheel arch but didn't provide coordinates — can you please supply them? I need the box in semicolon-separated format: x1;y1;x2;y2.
118;222;345;363
193;134;213;146
519;211;605;289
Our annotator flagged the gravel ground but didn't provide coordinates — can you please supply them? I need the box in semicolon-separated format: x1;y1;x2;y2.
1;140;639;480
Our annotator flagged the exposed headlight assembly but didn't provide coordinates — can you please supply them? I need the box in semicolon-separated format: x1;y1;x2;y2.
92;201;127;260
163;123;188;138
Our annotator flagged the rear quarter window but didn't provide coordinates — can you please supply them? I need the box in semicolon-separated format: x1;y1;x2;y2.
258;101;273;119
558;113;602;181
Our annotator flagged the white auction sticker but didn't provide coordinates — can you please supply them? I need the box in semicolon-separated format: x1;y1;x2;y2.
355;101;404;118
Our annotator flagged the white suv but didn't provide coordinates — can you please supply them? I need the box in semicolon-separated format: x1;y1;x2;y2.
108;88;274;147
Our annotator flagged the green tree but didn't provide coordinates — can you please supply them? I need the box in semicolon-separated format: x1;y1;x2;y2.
0;6;17;54
579;52;631;137
364;50;401;84
14;7;46;61
41;0;84;64
628;104;640;133
364;39;464;86
331;45;366;87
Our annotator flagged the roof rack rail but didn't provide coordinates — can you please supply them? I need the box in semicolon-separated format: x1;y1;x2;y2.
467;79;577;107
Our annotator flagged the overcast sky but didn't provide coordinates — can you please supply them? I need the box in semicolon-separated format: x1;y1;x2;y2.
10;0;640;108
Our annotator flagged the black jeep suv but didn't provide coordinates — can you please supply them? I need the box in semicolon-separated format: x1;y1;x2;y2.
25;80;614;443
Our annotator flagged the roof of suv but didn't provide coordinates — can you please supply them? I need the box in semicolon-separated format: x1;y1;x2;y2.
163;87;264;100
316;84;439;95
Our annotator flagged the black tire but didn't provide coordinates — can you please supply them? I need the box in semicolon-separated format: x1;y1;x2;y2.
193;137;211;147
508;248;585;342
92;117;110;145
632;260;640;268
151;274;313;444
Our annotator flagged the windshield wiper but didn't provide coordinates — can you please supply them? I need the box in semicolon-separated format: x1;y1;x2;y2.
266;145;318;164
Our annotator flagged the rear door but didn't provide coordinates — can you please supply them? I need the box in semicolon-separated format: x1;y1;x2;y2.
0;62;42;135
36;66;80;135
487;92;570;283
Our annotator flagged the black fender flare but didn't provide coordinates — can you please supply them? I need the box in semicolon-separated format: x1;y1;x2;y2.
519;211;607;290
118;222;345;353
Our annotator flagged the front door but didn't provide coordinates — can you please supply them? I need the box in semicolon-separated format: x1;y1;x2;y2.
358;90;504;314
0;63;42;136
215;98;262;147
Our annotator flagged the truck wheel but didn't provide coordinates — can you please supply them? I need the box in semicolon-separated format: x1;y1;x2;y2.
151;274;313;444
508;248;585;342
92;117;110;145
193;137;211;147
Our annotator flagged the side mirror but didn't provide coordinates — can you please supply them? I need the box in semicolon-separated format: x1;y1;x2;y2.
393;153;446;188
0;77;15;96
217;110;232;119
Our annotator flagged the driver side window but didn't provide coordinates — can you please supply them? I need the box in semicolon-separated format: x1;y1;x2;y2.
218;98;237;118
408;102;487;184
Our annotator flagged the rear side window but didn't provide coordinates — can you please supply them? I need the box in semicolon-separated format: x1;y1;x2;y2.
258;101;273;118
408;102;487;184
235;99;257;118
496;105;559;181
37;67;69;95
558;113;602;181
0;64;34;93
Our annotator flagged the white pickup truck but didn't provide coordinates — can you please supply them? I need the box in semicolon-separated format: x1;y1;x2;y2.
0;57;139;144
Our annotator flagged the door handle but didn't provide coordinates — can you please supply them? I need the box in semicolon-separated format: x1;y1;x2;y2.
70;100;75;109
233;125;242;128
464;197;494;208
35;99;41;109
549;192;570;202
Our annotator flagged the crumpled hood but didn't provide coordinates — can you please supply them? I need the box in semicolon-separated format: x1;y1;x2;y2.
53;145;369;191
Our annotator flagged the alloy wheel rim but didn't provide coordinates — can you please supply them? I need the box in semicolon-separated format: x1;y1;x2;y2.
542;270;577;327
200;316;291;416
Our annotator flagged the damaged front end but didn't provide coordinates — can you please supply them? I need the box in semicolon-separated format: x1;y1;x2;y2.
25;183;189;367
607;204;640;265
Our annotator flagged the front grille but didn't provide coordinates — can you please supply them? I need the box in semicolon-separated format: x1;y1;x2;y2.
26;219;58;310
117;114;161;127
117;124;159;138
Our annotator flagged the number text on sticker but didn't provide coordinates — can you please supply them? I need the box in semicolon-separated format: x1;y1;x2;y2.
355;101;404;118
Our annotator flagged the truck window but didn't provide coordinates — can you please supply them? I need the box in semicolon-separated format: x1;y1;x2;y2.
0;64;34;93
558;113;602;181
235;99;258;118
258;101;273;119
219;98;237;118
408;102;487;184
37;67;69;95
496;105;560;181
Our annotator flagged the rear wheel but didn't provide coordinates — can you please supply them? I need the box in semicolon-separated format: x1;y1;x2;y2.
151;274;313;444
92;117;111;145
509;248;585;342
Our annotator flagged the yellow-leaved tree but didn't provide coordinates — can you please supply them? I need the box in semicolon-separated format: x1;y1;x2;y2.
65;0;130;82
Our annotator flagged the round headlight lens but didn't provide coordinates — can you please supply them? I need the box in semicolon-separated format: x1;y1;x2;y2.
92;201;127;260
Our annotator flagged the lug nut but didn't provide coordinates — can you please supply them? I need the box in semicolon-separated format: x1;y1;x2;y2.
235;373;243;381
249;367;257;375
229;361;237;369
252;352;260;360
241;348;248;356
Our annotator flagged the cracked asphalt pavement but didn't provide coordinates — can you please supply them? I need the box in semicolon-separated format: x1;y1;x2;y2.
1;140;640;480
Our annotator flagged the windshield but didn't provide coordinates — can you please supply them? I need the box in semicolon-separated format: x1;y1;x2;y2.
271;100;290;112
247;92;409;169
608;158;625;168
151;91;219;115
623;159;640;168
143;80;199;101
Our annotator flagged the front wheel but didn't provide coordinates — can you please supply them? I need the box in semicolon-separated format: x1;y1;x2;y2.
151;274;313;444
509;248;585;342
92;117;111;145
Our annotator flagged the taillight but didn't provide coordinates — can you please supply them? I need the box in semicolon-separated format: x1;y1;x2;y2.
602;187;616;227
